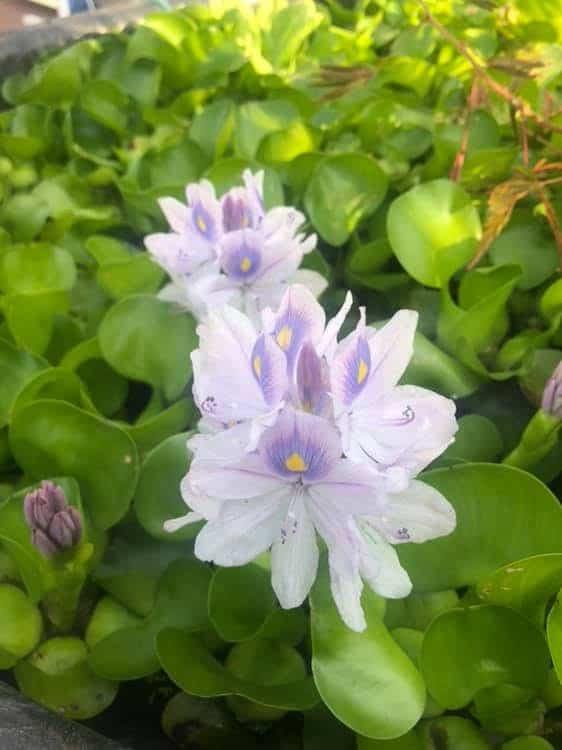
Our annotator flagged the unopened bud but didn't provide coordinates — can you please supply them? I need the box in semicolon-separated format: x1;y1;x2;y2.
23;481;82;559
541;362;562;419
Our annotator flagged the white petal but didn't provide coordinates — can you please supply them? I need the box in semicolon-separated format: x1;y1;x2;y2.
163;511;202;533
307;460;386;517
357;521;412;599
317;290;353;359
271;492;319;609
189;453;284;500
307;496;366;632
351;385;457;474
356;310;418;405
180;475;224;521
290;269;328;300
194;489;289;566
158;197;188;233
376;480;456;544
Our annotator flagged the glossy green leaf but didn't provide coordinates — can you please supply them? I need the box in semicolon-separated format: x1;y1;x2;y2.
98;295;197;401
0;243;76;294
80;79;129;135
433;415;503;467
134;432;194;540
387;180;481;288
88;558;211;680
9;400;139;529
0;338;45;427
0;584;43;668
209;564;276;642
126;398;195;453
421;605;550;709
15;636;118;720
305;154;388;246
500;738;553;750
190;99;235;159
357;732;423;749
310;567;425;739
157;627;319;710
547;591;562;683
234;100;299;160
418;716;491;749
399;464;562;591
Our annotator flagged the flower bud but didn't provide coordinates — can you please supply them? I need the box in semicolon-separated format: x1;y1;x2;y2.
541;362;562;420
23;481;82;559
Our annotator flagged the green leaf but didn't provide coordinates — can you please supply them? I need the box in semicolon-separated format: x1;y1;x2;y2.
433;415;503;467
126;398;195;453
0;584;42;668
225;637;307;721
387;179;481;288
500;738;554;750
156;627;319;710
418;716;491;749
234;100;299;160
547;591;562;683
357;731;423;749
80;80;129;135
262;2;323;69
15;636;118;720
190;99;235;159
134;432;195;541
98;295;197;401
0;243;76;295
209;565;276;642
310;566;425;740
398;464;562;592
403;332;481;399
9;400;139;529
87;234;164;300
305;154;388;246
0;338;45;428
88;558;212;680
421;605;550;709
489;211;559;290
2;291;69;355
476;554;562;622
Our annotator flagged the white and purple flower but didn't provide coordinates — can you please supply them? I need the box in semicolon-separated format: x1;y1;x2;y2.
145;170;325;321
166;284;458;631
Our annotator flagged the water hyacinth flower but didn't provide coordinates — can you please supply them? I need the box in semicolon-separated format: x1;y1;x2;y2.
24;481;82;559
145;170;326;321
166;285;458;631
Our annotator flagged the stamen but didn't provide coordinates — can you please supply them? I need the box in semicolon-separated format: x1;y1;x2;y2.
396;527;410;540
200;396;217;414
276;325;293;351
285;452;308;472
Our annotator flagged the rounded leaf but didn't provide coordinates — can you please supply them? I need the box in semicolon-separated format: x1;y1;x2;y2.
0;584;42;668
387;179;481;288
98;295;197;401
9;400;139;529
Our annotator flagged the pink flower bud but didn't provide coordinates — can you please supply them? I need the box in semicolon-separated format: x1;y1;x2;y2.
23;482;82;559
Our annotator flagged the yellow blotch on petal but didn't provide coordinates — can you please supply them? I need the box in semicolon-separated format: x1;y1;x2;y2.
285;452;308;472
196;215;207;233
240;256;252;273
276;325;293;351
253;355;262;378
357;359;369;385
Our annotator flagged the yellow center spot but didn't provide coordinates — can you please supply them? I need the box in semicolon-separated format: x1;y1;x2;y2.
253;355;262;378
241;214;249;228
276;325;293;351
357;359;369;385
196;215;207;233
285;452;307;472
240;256;252;273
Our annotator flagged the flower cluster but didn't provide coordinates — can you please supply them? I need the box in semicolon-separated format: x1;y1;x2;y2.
145;171;325;321
166;285;458;631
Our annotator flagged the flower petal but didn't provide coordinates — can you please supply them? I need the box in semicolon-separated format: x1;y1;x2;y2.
158;197;188;234
356;310;418;405
290;269;328;300
194;489;289;566
271;491;319;609
307;460;386;516
357;520;412;599
375;479;456;544
350;385;457;474
317;290;353;359
267;284;326;373
251;333;289;406
189;452;284;500
164;511;202;533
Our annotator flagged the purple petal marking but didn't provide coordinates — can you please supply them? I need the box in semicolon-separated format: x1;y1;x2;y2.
186;181;220;242
251;334;288;406
542;361;562;419
220;229;263;282
336;334;372;406
296;342;330;416
261;409;340;482
222;193;254;232
272;287;325;374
